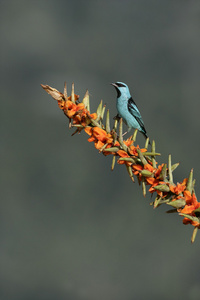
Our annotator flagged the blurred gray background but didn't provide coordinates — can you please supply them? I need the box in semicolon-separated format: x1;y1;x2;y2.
1;1;200;299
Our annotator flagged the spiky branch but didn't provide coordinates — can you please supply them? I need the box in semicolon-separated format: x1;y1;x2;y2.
41;82;200;243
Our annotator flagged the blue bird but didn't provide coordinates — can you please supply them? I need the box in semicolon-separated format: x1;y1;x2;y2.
111;82;149;140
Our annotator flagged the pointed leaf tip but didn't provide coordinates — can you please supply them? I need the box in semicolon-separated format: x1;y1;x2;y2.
191;227;198;243
82;90;90;112
105;109;110;133
186;168;194;193
64;82;68;100
111;156;116;171
71;82;75;103
41;84;64;101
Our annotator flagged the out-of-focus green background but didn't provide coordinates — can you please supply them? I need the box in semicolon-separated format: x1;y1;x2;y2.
1;1;200;299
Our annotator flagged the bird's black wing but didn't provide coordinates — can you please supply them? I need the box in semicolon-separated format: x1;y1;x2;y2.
128;97;147;136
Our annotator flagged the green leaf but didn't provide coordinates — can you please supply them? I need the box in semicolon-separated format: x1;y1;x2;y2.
167;198;186;209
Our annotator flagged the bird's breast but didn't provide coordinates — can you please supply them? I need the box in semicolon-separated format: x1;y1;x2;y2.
116;98;129;118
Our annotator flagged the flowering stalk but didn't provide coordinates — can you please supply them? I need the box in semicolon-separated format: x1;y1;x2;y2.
41;82;200;243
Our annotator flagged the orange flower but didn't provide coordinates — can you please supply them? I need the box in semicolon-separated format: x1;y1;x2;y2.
84;127;93;136
73;104;89;125
88;136;95;142
89;113;97;120
84;127;113;150
58;100;97;127
181;205;196;214
182;217;200;228
114;141;120;147
132;164;143;175
117;150;130;158
129;145;147;156
117;150;131;165
62;100;81;118
95;140;105;150
92;127;113;144
57;99;73;111
57;100;65;109
73;113;90;127
123;138;134;147
146;177;158;186
154;163;164;178
146;178;166;197
169;182;186;195
182;178;188;186
180;191;200;222
68;94;79;102
144;163;155;173
184;190;198;206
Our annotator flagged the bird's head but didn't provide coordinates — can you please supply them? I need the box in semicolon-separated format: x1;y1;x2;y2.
111;82;131;99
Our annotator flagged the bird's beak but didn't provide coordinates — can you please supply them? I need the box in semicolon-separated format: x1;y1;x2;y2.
111;83;117;88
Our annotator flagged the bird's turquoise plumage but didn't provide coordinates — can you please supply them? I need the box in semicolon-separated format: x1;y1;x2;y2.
111;82;148;139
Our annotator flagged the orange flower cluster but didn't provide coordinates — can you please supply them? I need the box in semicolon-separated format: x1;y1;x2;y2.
58;99;97;127
180;191;200;228
41;83;200;242
84;127;113;150
86;125;200;233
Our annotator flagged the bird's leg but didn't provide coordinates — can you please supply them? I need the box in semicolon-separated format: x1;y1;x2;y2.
122;131;128;137
113;115;130;138
114;114;124;136
122;126;131;137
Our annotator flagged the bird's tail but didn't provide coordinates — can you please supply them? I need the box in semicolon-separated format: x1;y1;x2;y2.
143;132;151;145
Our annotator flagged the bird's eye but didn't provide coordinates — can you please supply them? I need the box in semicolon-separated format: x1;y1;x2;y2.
116;83;126;88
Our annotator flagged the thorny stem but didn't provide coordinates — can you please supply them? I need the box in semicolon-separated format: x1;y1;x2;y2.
41;82;200;243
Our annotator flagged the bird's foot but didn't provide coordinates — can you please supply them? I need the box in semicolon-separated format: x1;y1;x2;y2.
113;114;120;121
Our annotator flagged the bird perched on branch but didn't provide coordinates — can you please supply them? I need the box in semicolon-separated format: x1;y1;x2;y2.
111;81;149;140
